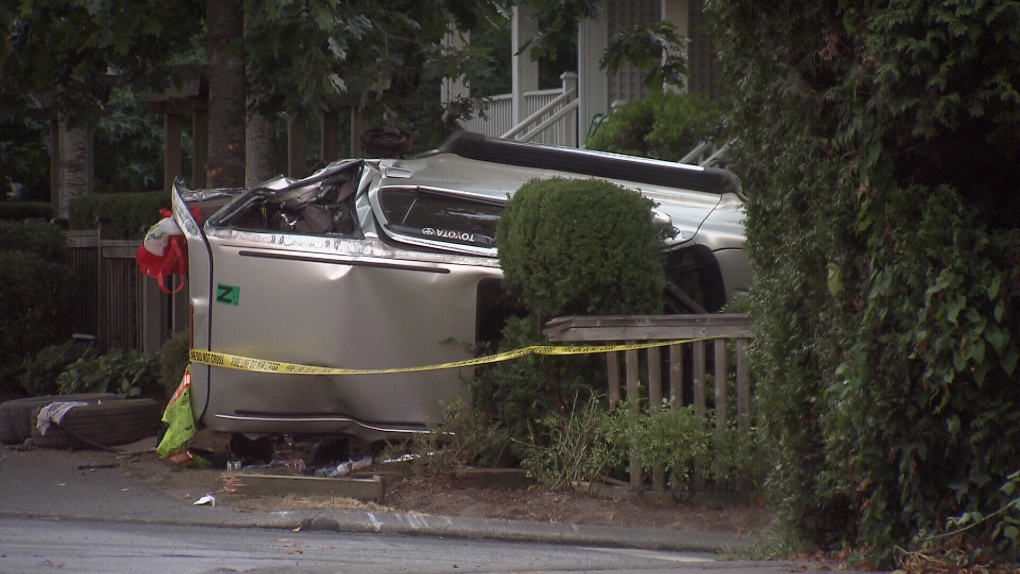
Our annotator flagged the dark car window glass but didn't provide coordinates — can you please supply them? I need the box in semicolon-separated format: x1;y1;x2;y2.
379;188;502;248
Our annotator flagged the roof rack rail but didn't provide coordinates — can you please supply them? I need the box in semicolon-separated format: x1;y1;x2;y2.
435;130;739;195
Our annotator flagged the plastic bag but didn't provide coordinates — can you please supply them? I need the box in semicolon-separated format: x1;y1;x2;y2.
136;208;198;294
156;367;209;468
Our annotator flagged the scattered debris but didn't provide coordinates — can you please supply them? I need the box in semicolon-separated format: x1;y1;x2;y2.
194;494;217;506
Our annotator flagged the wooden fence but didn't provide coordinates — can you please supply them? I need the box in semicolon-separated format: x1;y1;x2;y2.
544;314;753;497
67;228;185;354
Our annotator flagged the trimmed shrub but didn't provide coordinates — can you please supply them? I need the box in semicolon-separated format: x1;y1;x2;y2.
0;251;75;392
474;177;666;453
496;177;666;320
68;190;170;239
0;201;55;222
0;220;68;263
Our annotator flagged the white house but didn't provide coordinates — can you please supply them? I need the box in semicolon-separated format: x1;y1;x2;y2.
454;0;722;148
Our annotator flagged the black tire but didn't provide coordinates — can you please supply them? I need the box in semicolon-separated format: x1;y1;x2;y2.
30;398;162;449
0;393;119;445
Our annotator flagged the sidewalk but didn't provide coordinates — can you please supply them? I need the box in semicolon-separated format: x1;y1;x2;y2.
0;443;757;554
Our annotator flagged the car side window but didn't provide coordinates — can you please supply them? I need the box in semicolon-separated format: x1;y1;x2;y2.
378;187;502;249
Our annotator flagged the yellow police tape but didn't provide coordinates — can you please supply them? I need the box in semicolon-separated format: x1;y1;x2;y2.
188;333;743;376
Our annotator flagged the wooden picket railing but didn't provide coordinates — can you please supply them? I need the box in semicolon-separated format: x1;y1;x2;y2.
66;227;185;354
544;313;753;496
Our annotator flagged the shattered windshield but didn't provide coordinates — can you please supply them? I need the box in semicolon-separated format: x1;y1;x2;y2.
378;187;502;250
212;163;363;238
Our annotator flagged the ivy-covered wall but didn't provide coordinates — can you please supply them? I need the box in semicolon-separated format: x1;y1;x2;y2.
707;0;1020;563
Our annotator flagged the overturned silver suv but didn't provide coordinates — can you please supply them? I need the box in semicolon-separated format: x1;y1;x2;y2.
172;131;749;441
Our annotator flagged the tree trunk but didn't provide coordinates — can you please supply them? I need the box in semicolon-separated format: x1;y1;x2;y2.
57;119;94;220
206;0;246;187
245;111;277;186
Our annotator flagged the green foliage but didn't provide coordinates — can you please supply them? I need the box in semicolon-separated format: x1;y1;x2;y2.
157;330;191;398
56;348;162;399
406;397;508;474
709;0;1020;564
844;185;1020;562
68;191;170;239
600;22;687;90
94;87;168;193
0;221;68;262
0;0;203;126
244;0;508;125
19;341;98;397
519;393;621;489
0;251;74;392
0;113;50;200
497;177;666;320
470;315;602;454
586;91;725;161
0;202;54;222
605;400;760;494
521;394;760;494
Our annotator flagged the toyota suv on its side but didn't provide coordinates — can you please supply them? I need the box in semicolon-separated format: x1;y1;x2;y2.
171;130;749;442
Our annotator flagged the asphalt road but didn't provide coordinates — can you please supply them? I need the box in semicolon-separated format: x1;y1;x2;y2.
1;516;730;574
0;445;880;573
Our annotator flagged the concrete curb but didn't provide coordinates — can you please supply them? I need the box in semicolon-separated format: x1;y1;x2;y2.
0;505;756;554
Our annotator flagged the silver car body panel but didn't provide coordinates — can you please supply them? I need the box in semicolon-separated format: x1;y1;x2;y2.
173;131;750;441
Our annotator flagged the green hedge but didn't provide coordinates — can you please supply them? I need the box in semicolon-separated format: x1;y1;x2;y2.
0;201;55;222
68;190;171;239
496;177;665;319
474;177;665;452
0;220;68;263
0;250;74;391
709;0;1020;564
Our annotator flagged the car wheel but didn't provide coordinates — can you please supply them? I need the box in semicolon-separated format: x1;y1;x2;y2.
0;393;119;445
30;398;163;449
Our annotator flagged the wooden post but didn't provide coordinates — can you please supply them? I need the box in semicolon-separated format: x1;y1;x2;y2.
648;346;665;494
714;339;728;428
607;348;621;408
626;342;642;494
692;339;706;492
669;343;684;407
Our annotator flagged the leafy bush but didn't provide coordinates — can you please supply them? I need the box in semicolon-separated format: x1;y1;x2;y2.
586;91;724;161
520;394;760;494
476;176;667;456
709;0;1020;565
405;397;508;474
496;177;666;320
68;191;170;239
0;220;68;263
19;341;98;396
56;349;162;399
0;201;55;222
0;251;74;392
519;393;622;489
470;316;601;455
157;330;191;396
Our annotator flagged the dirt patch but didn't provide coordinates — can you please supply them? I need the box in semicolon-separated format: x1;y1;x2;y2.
104;428;774;537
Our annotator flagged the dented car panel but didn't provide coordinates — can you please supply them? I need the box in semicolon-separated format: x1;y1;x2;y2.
173;131;750;441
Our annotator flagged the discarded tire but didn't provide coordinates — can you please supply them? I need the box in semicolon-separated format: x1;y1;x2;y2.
30;398;163;449
0;393;119;445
